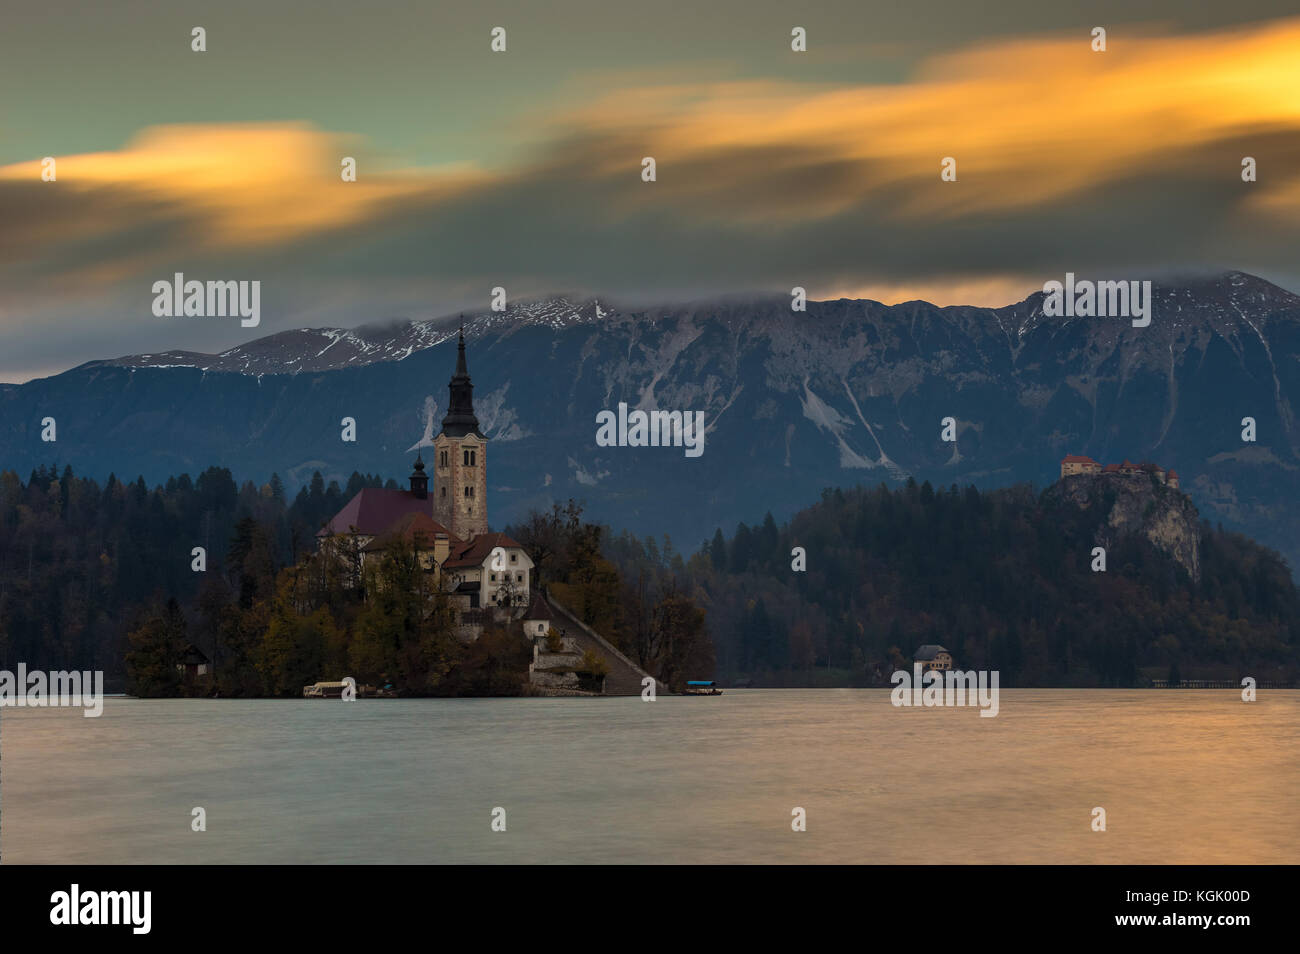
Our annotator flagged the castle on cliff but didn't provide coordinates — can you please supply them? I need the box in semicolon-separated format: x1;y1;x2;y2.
1060;454;1179;489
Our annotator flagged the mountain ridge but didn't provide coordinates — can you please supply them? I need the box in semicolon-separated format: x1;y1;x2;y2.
4;270;1299;574
84;270;1300;376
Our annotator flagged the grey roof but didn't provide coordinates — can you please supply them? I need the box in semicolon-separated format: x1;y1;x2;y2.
180;643;209;665
522;592;553;621
440;329;486;439
913;644;949;660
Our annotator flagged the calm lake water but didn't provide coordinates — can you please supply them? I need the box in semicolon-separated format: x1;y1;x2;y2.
2;690;1295;864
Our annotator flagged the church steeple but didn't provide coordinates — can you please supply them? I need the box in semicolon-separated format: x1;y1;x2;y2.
409;452;428;499
432;321;489;539
441;323;484;439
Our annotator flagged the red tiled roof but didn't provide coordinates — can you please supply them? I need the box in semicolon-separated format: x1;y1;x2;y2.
444;531;527;568
1103;464;1121;473
318;488;439;537
1061;454;1097;464
361;512;457;552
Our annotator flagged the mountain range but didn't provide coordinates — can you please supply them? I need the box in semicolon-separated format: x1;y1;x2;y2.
3;271;1298;570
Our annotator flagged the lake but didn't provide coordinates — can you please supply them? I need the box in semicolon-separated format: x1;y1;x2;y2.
2;690;1295;863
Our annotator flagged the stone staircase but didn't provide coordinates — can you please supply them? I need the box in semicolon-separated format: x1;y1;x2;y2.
544;595;664;696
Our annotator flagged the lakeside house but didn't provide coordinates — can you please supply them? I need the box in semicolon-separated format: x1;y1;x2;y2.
913;644;953;672
177;643;210;677
1060;454;1179;489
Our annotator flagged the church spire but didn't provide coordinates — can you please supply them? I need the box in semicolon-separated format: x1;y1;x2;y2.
441;318;483;438
409;451;428;499
455;323;468;376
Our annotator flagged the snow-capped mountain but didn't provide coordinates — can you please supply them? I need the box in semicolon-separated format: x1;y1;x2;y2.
5;272;1299;569
94;297;608;375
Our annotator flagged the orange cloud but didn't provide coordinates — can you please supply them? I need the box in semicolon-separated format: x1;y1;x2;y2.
823;275;1036;309
0;123;482;261
4;17;1300;306
551;16;1300;223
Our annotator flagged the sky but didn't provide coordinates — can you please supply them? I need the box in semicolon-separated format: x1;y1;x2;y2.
3;0;1300;382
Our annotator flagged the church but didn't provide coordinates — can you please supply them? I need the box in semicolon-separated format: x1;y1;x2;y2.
315;328;661;694
316;329;547;639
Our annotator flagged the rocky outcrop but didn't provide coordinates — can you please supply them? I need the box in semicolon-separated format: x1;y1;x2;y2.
1048;472;1201;581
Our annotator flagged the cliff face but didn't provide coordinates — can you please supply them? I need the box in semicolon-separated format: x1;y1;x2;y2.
1048;473;1201;582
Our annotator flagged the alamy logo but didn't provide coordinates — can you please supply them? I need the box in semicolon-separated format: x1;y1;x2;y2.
50;885;151;934
151;272;261;327
891;663;1000;717
1042;272;1151;327
0;665;104;717
595;402;705;458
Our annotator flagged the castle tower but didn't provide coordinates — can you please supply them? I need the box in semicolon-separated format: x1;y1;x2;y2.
432;326;488;539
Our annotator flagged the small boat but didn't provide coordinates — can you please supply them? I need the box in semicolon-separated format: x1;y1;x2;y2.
303;680;398;698
303;680;349;698
682;680;722;696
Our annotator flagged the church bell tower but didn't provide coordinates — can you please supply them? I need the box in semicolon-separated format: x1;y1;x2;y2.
432;326;488;539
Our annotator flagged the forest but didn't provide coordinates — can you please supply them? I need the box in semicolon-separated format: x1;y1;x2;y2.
0;465;710;695
1;466;1295;691
669;480;1300;686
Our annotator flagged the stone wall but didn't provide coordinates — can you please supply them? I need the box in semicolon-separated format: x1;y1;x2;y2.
529;670;580;689
449;593;481;642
